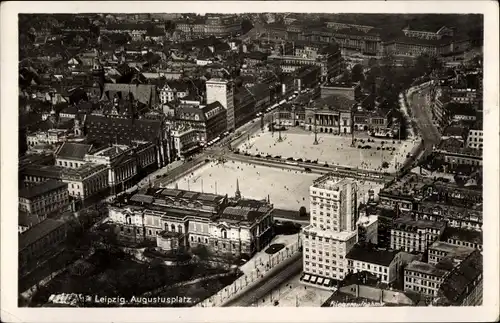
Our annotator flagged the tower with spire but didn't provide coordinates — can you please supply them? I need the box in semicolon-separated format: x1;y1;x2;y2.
235;179;241;200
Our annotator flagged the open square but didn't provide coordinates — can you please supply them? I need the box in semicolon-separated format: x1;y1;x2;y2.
167;161;383;212
236;129;417;173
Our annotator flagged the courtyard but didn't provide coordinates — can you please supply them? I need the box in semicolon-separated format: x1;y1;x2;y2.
236;129;417;173
167;161;384;212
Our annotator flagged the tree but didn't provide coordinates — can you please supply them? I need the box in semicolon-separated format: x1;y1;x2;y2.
299;206;307;217
191;245;211;261
382;161;389;169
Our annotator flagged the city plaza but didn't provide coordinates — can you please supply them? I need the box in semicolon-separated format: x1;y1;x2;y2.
237;128;418;173
167;161;383;212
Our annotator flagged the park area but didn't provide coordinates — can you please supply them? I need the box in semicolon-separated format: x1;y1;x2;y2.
167;161;384;212
236;129;418;173
29;248;238;307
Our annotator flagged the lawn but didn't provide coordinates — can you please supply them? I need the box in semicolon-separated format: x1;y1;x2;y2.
236;129;417;173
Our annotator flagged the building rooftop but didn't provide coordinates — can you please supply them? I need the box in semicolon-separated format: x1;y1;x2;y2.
429;241;474;254
312;175;354;191
437;250;482;305
19;211;41;228
405;261;449;277
380;173;433;200
418;201;482;222
61;163;107;181
393;216;446;231
19;180;68;200
311;94;356;112
441;226;483;245
220;199;272;224
303;225;358;241
436;137;482;157
19;218;66;251
55;142;94;161
346;245;399;267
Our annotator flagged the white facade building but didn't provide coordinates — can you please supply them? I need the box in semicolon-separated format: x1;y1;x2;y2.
301;176;358;289
466;129;483;150
206;78;234;131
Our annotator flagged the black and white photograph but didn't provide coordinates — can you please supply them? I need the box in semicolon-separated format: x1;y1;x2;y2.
1;1;499;322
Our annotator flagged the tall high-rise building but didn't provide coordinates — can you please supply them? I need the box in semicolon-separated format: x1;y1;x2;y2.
206;78;235;132
301;176;358;289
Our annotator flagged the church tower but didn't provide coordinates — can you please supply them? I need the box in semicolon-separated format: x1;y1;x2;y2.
92;46;105;97
235;179;241;200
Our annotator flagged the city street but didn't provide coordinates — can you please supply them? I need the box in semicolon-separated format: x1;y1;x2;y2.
223;254;303;307
407;86;442;159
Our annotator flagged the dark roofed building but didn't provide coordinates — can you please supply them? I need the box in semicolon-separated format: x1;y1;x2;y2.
101;83;159;107
435;249;482;306
19;218;68;275
440;226;483;251
55;142;94;164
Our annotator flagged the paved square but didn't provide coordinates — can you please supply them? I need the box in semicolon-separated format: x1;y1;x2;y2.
237;130;417;173
167;161;383;212
167;161;319;211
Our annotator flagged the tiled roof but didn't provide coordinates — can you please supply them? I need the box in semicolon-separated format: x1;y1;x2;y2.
55;142;94;160
393;216;446;231
19;218;66;251
19;180;68;200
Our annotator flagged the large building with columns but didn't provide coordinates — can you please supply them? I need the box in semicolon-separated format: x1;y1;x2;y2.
304;94;356;134
108;186;274;257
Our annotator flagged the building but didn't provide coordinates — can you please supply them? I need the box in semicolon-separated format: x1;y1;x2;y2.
356;213;378;245
428;241;474;266
272;103;306;128
379;174;433;211
434;138;482;167
176;101;227;145
19;218;67;275
19;211;42;233
158;80;191;104
413;201;482;232
304;94;355;134
84;141;157;194
440;226;482;251
171;126;201;160
108;187;274;257
435;249;482;306
176;14;241;38
268;42;343;81
19;180;70;220
301;177;358;288
320;83;358;101
390;216;446;253
61;163;109;200
466;129;483;150
404;261;449;297
85;114;171;167
206;78;235;132
346;245;403;284
55;142;96;169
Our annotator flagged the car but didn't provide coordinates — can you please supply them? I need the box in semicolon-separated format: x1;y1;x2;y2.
274;155;281;159
297;158;303;162
304;167;312;172
305;159;311;163
287;157;294;161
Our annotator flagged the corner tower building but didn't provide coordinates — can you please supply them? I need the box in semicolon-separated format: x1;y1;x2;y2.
206;78;235;132
301;176;358;289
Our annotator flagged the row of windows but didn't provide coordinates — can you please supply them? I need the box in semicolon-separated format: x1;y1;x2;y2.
405;277;438;287
405;284;437;295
